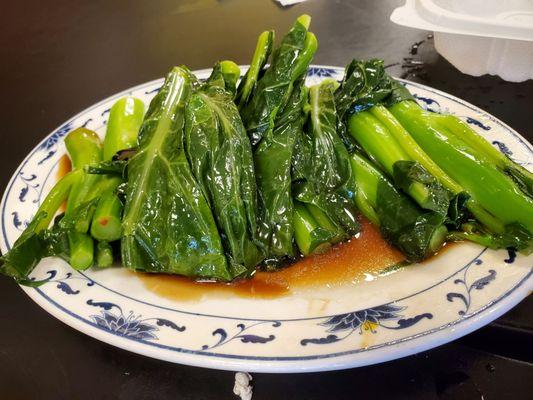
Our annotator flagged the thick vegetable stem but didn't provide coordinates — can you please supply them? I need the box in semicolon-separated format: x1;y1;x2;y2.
68;231;94;270
348;110;449;215
431;113;533;197
96;241;114;267
350;152;447;261
90;187;123;241
293;201;335;255
390;100;533;234
235;30;274;108
103;97;145;160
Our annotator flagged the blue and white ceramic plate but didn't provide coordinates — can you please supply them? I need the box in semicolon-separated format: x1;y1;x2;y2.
1;66;532;373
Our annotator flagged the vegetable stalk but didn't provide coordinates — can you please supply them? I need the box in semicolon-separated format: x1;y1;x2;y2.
389;100;533;235
103;97;145;160
350;152;447;261
96;241;114;267
293;201;335;255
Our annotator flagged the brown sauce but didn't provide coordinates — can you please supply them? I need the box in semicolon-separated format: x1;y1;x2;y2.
138;218;407;301
57;154;72;179
57;155;72;212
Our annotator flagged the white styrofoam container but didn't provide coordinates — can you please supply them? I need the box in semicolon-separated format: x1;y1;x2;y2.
390;0;533;82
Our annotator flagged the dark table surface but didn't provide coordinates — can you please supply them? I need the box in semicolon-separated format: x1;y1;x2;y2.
1;0;532;399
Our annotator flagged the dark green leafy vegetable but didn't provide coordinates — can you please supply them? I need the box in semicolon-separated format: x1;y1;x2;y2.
447;221;532;252
334;59;393;151
184;61;263;277
242;15;318;260
390;100;533;243
351;152;447;261
240;14;317;146
335;59;393;118
121;66;230;280
254;78;308;258
292;79;359;251
6;15;533;287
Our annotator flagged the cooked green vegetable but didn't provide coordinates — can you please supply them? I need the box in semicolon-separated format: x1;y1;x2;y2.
0;170;80;281
235;30;274;108
68;231;94;270
4;16;533;287
63;128;103;233
96;241;114;267
219;61;241;98
368;105;463;194
334;59;393;151
65;127;103;169
240;14;317;146
390;101;533;229
103;97;145;160
430;113;533;198
90;186;123;241
293;201;335;255
0;128;110;280
337;63;451;217
390;100;533;250
350;152;447;261
91;96;145;242
254;78;308;258
184;61;263;277
292;79;359;254
242;15;317;260
121;66;230;280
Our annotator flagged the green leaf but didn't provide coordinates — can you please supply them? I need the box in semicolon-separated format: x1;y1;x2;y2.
240;15;316;146
446;191;471;229
0;212;49;280
448;221;533;252
293;79;359;240
392;160;451;216
254;78;308;257
351;153;447;262
184;62;263;277
121;67;230;280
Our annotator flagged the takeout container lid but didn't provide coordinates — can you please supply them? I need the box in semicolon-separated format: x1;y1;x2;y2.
390;0;533;82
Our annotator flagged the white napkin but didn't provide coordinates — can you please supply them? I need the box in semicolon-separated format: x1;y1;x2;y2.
275;0;307;6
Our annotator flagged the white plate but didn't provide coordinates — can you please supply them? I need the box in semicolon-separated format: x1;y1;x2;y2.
1;66;532;373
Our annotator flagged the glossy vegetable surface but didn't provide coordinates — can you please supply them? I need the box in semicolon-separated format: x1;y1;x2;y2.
121;67;230;280
351;152;447;261
240;14;317;146
243;15;317;260
185;62;263;277
2;16;532;286
103;97;145;160
292;79;359;253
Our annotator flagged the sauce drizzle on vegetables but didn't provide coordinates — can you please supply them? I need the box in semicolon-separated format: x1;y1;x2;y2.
57;155;72;212
138;218;405;301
